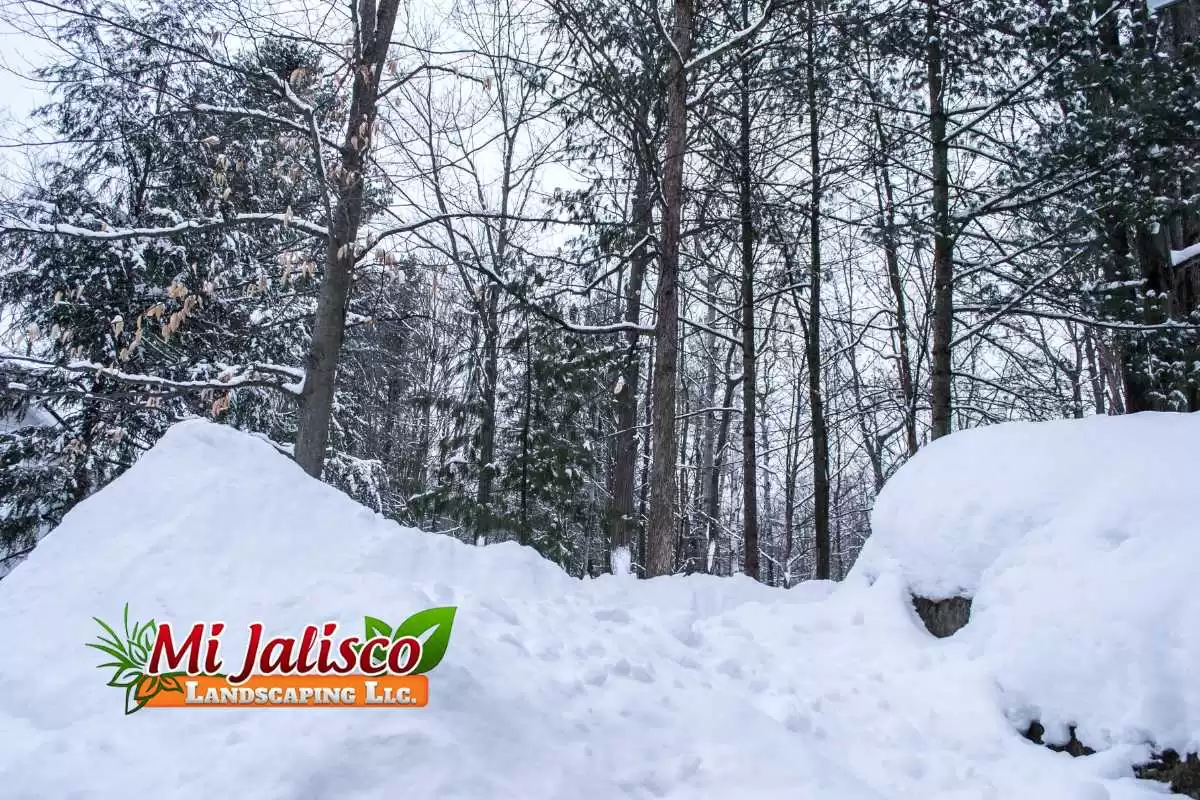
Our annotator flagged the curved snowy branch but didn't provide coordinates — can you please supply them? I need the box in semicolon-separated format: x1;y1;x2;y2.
0;212;328;241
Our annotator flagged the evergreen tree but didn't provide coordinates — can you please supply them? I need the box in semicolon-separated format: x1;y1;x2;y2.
0;6;338;562
1024;0;1200;411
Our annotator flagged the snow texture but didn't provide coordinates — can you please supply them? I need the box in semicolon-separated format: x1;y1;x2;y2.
855;412;1200;756
0;418;1184;798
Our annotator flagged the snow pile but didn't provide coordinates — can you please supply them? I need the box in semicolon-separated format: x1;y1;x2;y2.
855;412;1200;755
0;419;1181;798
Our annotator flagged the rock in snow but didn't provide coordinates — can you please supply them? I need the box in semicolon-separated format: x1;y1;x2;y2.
0;416;1193;798
857;412;1200;756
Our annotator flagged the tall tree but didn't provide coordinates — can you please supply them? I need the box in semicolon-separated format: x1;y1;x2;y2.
293;0;403;475
645;0;695;577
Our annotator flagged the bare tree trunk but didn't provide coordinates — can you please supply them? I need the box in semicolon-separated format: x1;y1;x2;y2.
1084;327;1106;414
519;327;533;545
871;106;919;456
609;154;652;574
295;0;402;477
706;346;738;574
1068;323;1085;418
646;0;694;577
847;345;885;491
677;353;692;570
474;286;501;545
757;386;773;578
474;52;526;544
694;265;720;573
637;345;656;574
782;368;802;587
737;26;759;580
927;0;954;441
805;3;831;580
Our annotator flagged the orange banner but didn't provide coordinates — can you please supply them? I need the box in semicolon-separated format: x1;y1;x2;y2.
142;674;429;708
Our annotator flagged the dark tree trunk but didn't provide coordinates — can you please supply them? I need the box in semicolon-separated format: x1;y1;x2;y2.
609;154;652;574
782;375;801;587
646;0;694;577
637;345;656;575
927;0;954;441
519;328;533;546
474;286;501;545
737;26;759;581
295;0;402;476
706;346;738;574
691;266;720;573
806;2;831;580
872;106;919;456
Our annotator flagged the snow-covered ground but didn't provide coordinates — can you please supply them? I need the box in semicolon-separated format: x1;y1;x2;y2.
0;416;1192;799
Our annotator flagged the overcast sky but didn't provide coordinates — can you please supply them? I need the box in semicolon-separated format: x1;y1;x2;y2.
0;14;51;186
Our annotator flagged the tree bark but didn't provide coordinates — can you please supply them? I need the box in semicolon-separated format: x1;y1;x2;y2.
737;23;760;580
609;153;652;574
927;0;954;441
645;0;694;577
781;368;803;587
706;345;738;574
295;0;402;476
806;1;831;580
474;286;501;545
872;106;919;456
690;261;721;573
474;56;526;543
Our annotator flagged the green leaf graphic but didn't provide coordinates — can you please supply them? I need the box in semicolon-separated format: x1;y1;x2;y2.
124;681;153;715
89;605;160;714
363;615;393;667
392;606;457;674
108;665;142;689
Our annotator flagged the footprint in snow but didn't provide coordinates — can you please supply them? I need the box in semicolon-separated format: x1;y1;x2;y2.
584;668;607;687
629;664;655;683
497;632;528;654
784;711;813;734
716;658;743;679
536;642;563;661
481;599;519;625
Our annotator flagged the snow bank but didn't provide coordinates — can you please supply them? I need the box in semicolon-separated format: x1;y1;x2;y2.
855;412;1200;755
0;419;1172;798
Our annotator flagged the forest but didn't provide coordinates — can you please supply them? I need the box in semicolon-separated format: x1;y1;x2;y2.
0;0;1196;583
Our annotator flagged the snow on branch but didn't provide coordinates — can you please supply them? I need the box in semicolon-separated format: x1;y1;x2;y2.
956;304;1200;332
684;0;780;73
1171;242;1200;266
0;212;328;241
2;356;306;397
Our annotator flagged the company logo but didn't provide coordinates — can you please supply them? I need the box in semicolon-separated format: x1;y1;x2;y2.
88;605;457;714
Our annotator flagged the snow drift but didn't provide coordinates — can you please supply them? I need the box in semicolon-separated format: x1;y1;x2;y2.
0;417;1188;798
855;412;1200;756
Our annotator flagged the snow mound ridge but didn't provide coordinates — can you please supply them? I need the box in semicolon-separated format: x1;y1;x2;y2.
853;412;1200;755
0;418;1179;798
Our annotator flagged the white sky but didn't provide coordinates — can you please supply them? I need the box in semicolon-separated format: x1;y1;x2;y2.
0;14;52;186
